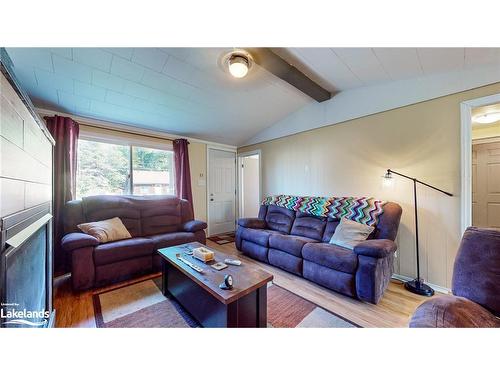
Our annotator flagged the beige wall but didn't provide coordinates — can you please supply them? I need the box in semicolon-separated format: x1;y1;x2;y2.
239;82;500;289
188;142;207;222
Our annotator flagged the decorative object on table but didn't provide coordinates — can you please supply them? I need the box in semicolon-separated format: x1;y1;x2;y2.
211;262;228;271
192;246;215;262
224;258;242;266
175;253;204;273
383;169;453;297
219;274;234;290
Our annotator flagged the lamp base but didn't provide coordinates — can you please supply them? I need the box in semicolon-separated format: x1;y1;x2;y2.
404;279;434;297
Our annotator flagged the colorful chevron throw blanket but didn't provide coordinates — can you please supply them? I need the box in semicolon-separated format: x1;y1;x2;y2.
262;195;387;226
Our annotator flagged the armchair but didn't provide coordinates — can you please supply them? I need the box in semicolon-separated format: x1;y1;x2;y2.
409;227;500;328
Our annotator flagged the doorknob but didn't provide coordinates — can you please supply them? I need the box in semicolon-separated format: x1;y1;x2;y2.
210;198;214;201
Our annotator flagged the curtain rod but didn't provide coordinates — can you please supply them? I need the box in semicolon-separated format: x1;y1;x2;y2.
79;122;178;143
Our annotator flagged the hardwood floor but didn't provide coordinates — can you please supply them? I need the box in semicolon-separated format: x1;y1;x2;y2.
53;240;431;328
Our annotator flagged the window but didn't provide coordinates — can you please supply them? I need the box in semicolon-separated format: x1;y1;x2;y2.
132;146;174;195
76;139;174;199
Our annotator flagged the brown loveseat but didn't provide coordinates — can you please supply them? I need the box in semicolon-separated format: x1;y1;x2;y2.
61;195;207;290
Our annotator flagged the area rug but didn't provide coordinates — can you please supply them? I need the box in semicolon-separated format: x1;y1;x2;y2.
206;232;235;245
92;277;357;328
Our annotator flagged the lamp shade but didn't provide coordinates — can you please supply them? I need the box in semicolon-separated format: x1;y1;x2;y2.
382;170;394;188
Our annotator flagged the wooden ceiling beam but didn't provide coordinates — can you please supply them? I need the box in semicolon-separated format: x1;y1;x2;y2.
246;48;332;102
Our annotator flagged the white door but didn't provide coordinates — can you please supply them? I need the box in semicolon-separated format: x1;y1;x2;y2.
239;153;260;218
472;141;500;228
208;149;236;236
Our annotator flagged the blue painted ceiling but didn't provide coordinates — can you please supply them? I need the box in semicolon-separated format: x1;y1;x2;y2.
6;48;311;145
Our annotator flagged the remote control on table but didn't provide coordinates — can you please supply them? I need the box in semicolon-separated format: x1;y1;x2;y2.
224;258;242;266
176;254;204;273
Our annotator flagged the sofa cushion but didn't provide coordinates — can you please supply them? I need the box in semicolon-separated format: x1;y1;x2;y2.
302;242;358;274
269;233;318;257
409;295;500;328
94;237;155;266
241;240;269;262
265;205;295;233
322;219;341;242
329;218;375;250
62;232;99;251
147;231;204;249
268;249;303;275
140;197;183;236
237;218;266;229
239;227;282;247
372;202;402;241
182;220;207;232
81;196;142;237
77;217;132;243
303;260;356;297
290;212;326;241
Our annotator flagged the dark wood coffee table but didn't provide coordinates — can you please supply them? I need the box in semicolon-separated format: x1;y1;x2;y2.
157;242;273;328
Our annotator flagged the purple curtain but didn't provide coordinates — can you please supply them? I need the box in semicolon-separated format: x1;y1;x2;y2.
45;115;79;273
173;139;193;207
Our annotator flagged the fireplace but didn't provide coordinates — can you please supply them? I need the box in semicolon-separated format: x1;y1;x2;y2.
1;48;55;328
0;203;55;328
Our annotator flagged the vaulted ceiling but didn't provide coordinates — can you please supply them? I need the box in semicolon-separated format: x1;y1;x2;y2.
6;48;500;145
281;48;500;92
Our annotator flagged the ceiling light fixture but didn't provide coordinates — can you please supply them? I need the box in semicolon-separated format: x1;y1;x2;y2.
223;50;253;79
229;55;249;78
473;112;500;124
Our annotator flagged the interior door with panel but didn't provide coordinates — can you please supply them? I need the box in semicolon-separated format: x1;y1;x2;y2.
472;141;500;228
208;149;236;236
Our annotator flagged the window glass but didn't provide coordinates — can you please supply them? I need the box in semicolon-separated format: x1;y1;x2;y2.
76;139;174;199
76;139;130;199
132;146;175;195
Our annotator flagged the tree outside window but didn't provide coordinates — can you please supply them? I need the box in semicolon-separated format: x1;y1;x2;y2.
76;139;174;199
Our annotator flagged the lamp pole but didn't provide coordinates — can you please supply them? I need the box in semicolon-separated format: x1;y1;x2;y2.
386;169;453;296
413;177;420;290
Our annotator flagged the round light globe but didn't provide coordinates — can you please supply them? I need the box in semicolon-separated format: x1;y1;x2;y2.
474;112;500;124
228;56;249;78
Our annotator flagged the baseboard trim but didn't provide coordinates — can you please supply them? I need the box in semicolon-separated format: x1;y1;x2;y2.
391;274;451;295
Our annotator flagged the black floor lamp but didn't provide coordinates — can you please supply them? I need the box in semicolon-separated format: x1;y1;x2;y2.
384;169;453;296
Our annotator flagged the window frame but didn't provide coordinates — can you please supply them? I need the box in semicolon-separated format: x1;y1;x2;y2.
77;128;175;198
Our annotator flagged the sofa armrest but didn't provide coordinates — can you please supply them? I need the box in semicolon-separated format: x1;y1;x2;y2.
61;232;99;251
409;295;500;328
182;220;207;232
237;218;266;229
353;239;397;258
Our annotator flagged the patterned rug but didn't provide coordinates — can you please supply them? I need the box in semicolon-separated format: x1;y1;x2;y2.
92;277;357;328
207;232;235;245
